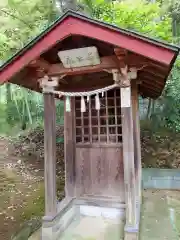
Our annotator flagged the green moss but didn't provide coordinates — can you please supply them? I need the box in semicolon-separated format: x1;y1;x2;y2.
19;177;65;221
19;182;45;221
11;176;65;239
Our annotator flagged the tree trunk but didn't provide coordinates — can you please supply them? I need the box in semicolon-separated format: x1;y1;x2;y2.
146;98;152;120
151;99;156;116
6;83;12;125
57;0;77;12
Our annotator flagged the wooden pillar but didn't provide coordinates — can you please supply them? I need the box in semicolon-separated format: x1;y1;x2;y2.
131;82;142;203
64;97;76;197
121;86;137;229
43;93;57;219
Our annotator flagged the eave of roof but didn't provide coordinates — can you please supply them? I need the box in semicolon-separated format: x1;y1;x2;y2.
0;10;179;100
0;10;179;72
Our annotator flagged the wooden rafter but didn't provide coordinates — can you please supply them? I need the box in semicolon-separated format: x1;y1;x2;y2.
29;58;50;72
10;50;174;100
28;54;157;78
141;80;162;90
140;74;165;87
0;11;177;100
139;69;166;79
139;86;161;97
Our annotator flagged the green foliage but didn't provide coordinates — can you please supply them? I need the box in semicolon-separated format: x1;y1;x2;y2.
81;0;173;42
0;0;57;61
0;0;64;135
161;0;180;21
156;0;180;43
0;84;64;135
143;58;180;133
0;0;179;134
162;63;180;131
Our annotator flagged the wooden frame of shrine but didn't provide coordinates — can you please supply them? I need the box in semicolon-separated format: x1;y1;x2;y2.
0;11;179;240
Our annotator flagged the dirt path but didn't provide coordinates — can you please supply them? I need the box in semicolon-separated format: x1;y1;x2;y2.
2;136;180;240
0;138;44;240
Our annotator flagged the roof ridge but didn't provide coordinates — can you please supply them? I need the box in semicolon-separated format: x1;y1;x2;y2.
1;10;179;72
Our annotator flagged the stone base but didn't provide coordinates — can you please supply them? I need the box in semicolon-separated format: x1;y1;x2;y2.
124;200;141;240
42;217;64;240
124;231;139;240
41;203;76;240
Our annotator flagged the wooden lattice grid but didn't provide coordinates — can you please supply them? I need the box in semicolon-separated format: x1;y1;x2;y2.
75;89;122;144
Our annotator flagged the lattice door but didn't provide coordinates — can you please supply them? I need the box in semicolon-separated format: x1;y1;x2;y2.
75;89;122;144
74;89;124;199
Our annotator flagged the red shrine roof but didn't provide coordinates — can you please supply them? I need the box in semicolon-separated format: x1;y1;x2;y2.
0;10;179;98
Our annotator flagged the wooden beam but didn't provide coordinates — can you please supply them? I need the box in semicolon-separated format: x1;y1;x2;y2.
142;68;167;78
141;79;164;89
0;15;176;85
33;55;155;77
11;76;40;93
127;52;167;70
139;87;159;99
48;55;118;76
56;81;113;92
131;82;142;203
140;81;163;94
64;97;76;197
121;85;137;228
140;74;165;87
139;70;165;82
138;72;165;84
140;85;161;96
43;93;57;219
29;58;50;71
28;54;167;83
114;48;127;68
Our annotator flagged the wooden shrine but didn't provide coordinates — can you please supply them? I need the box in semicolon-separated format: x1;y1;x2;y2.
0;11;179;240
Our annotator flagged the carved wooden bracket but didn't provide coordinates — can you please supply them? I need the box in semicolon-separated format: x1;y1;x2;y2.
114;48;137;87
38;76;59;93
114;47;127;68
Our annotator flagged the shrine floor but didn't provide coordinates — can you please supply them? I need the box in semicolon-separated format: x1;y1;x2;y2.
58;215;124;240
29;190;180;240
54;201;125;240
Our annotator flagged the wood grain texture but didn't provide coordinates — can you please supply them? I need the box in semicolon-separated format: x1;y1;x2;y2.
107;148;125;200
75;147;91;196
121;86;137;227
48;55;118;76
90;148;106;195
0;15;174;84
75;147;124;201
64;97;76;197
73;90;124;201
131;83;142;202
44;93;57;217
